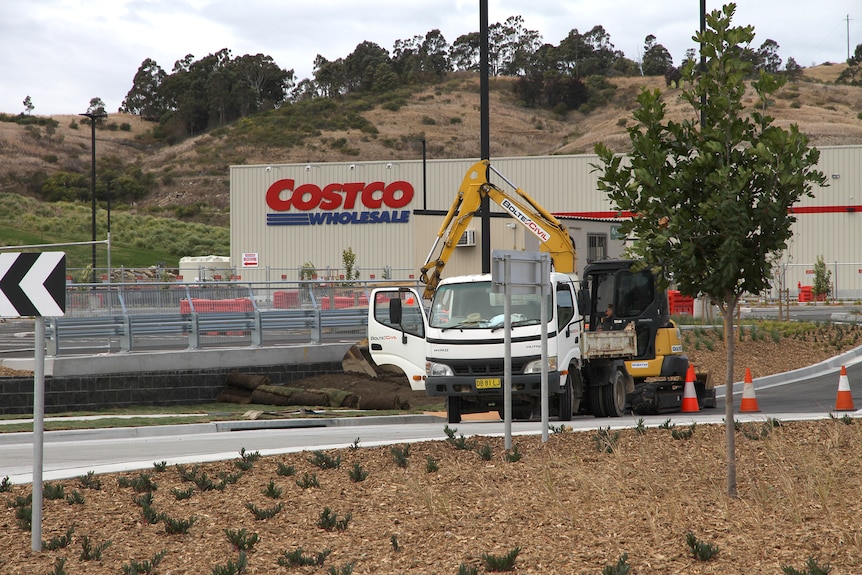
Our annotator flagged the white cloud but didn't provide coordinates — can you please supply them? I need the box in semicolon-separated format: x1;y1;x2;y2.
0;0;857;115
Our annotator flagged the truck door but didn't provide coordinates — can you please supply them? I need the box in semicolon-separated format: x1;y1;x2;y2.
368;288;427;389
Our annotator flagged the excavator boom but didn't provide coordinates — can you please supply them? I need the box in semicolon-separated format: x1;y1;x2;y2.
419;160;576;299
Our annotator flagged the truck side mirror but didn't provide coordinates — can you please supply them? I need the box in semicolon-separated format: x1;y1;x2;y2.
389;297;403;325
576;289;591;319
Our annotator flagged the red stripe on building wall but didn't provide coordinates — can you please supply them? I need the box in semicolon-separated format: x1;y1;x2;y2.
555;206;862;219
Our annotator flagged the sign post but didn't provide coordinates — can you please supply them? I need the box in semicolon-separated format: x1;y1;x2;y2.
0;252;66;551
491;250;551;448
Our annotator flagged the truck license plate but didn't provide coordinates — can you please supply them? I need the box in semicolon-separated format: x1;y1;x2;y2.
476;378;501;389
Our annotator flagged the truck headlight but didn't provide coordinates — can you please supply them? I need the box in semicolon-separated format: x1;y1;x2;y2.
524;356;557;374
427;361;454;377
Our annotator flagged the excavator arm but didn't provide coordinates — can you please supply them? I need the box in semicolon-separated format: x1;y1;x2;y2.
419;159;576;300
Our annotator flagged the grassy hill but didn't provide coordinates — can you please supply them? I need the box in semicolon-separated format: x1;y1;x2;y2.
1;64;860;270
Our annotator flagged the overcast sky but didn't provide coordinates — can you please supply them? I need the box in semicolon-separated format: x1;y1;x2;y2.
1;1;857;116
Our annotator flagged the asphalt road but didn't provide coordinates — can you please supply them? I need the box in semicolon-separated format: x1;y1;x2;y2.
3;356;860;485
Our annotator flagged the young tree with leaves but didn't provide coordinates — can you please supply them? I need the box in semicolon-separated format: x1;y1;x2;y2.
593;3;826;497
811;255;832;302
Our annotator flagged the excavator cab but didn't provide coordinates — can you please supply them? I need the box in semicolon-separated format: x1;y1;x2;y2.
581;260;687;378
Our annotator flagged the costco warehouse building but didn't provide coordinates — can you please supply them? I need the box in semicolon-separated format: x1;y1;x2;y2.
229;147;862;300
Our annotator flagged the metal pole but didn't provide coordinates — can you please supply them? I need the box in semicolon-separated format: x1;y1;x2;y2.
31;317;45;551
479;0;491;274
421;138;427;210
79;111;107;283
89;118;97;281
503;255;512;450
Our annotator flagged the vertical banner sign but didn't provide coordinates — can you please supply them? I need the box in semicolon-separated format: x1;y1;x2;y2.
0;252;66;552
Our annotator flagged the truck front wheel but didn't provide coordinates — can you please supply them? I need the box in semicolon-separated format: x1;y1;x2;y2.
558;376;573;421
447;396;462;424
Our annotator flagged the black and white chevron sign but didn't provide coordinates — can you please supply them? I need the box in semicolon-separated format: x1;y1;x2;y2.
0;252;66;318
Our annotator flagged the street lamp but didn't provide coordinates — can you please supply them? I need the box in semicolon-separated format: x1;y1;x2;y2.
79;109;107;283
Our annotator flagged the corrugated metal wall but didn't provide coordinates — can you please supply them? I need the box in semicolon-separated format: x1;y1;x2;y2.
230;147;861;297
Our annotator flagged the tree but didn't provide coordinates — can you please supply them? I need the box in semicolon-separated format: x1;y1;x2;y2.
495;15;543;76
120;58;166;119
756;39;782;73
592;3;826;497
812;255;832;302
342;41;390;93
450;31;481;72
641;35;674;76
783;57;803;82
22;95;34;115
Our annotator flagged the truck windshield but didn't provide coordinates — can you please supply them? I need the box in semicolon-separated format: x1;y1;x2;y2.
429;282;548;329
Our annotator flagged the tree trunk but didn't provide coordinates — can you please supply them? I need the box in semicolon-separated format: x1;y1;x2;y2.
724;296;738;498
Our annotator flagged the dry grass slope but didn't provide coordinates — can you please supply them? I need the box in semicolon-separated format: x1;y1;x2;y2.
2;65;861;225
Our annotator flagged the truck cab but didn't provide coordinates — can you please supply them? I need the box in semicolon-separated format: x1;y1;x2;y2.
367;272;585;423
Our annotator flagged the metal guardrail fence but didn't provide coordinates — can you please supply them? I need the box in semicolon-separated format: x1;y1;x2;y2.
47;279;421;357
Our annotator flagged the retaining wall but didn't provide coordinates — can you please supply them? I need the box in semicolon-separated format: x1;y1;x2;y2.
0;344;348;416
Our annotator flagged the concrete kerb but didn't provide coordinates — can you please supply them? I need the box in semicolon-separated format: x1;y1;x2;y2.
0;414;445;446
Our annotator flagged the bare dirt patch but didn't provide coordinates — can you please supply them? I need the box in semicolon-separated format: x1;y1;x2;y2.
2;420;861;574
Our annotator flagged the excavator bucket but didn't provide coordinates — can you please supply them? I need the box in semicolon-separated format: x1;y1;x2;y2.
341;338;382;378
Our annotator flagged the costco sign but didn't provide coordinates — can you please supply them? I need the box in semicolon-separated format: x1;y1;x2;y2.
265;179;413;226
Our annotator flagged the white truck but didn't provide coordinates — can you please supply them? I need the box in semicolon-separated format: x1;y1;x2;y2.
367;272;638;423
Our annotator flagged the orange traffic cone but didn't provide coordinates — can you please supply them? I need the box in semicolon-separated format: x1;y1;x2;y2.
681;365;700;413
739;368;760;412
834;365;856;411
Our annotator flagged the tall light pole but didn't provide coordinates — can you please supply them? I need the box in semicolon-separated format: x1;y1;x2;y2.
79;110;107;283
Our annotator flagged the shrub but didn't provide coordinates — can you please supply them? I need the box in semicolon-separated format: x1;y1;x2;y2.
122;550;167;575
686;531;719;561
77;471;102;490
425;456;439;472
225;527;259;552
592;426;619;453
296;472;320;489
348;463;369;482
66;490;85;505
43;482;65;500
43;527;75;550
276;462;296;476
317;507;351;531
46;558;67;575
80;536;112;560
482;547;520;572
477;444;493;461
308;450;341;469
444;425;474;450
162;514;197;534
235;447;260;470
261;480;283;499
0;476;12;492
245;502;283;520
390;444;410;468
504;445;522;463
782;557;832;575
602;553;631;575
211;551;247;575
278;547;332;567
171;486;195;500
